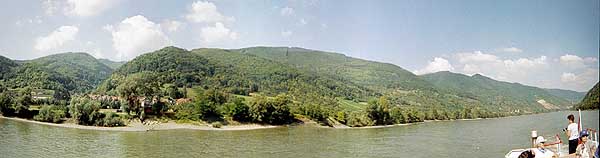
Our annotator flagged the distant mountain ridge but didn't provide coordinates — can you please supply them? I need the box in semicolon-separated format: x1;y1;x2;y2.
420;71;572;111
0;46;590;114
0;52;116;93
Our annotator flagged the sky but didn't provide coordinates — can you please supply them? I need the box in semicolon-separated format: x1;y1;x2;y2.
0;0;598;92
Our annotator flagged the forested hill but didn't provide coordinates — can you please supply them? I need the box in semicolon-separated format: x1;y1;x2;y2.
575;82;599;110
98;59;126;70
0;52;116;94
544;88;586;104
421;71;572;110
0;55;18;79
97;46;373;102
236;47;436;93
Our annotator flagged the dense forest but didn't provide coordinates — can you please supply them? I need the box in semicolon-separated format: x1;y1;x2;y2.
0;46;592;128
575;82;599;110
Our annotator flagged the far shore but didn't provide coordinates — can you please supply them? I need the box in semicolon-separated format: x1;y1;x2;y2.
0;110;575;132
0;116;279;132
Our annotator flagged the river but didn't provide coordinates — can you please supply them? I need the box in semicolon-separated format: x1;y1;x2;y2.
1;111;598;158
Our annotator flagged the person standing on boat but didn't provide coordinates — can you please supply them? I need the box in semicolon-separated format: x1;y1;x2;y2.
575;130;597;158
566;114;580;154
532;136;557;158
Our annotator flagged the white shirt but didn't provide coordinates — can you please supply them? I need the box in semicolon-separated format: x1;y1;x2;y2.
533;147;555;158
568;123;579;140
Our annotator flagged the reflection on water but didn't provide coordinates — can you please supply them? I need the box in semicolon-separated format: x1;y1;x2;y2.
1;111;598;158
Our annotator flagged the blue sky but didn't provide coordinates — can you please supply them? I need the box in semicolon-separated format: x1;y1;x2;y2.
0;0;598;91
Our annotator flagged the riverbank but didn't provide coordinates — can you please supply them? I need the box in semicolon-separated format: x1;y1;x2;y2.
0;111;566;132
0;116;279;132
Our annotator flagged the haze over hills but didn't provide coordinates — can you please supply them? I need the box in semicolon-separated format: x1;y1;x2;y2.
420;71;572;111
544;88;586;104
0;46;591;114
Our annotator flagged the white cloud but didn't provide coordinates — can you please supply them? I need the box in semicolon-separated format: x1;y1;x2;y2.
452;50;549;85
560;69;599;91
65;0;117;17
43;0;61;16
185;1;233;23
200;22;238;44
161;20;182;32
299;18;307;25
559;54;585;68
501;47;523;53
84;41;103;59
34;25;79;52
456;51;498;63
321;23;328;29
414;57;454;75
561;72;577;82
281;30;293;38
280;7;295;16
108;15;171;60
584;57;598;64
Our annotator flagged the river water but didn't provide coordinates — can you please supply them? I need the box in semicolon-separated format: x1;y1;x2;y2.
1;111;598;158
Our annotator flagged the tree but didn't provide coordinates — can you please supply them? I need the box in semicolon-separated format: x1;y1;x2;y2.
0;92;15;115
224;97;251;122
14;87;33;115
33;105;66;123
68;96;102;125
365;96;393;125
116;72;160;116
249;94;294;125
163;84;182;99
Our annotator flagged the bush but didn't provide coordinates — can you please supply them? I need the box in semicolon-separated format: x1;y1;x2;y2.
335;111;347;124
298;103;330;122
365;97;393;125
68;96;102;125
0;92;15;116
101;112;124;127
174;102;200;121
249;94;294;125
223;97;251;122
33;105;66;123
212;122;222;128
346;111;371;127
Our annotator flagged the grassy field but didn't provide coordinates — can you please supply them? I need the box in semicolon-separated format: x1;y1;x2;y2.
337;98;367;111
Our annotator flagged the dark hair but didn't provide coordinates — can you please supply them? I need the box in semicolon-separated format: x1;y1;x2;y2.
568;114;574;121
518;150;534;158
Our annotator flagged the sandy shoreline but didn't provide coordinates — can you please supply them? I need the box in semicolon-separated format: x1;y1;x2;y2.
0;116;279;132
0;113;531;132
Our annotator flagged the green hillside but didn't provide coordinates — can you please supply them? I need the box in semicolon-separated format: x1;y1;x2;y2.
98;59;126;70
1;52;114;100
421;71;572;111
98;47;372;102
575;82;599;110
24;53;113;92
237;47;436;93
0;55;18;80
544;88;586;104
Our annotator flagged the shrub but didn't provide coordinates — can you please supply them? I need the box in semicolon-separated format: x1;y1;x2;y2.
335;111;347;124
101;112;124;127
249;94;294;125
68;96;102;125
298;103;330;122
212;122;222;128
33;105;66;123
174;102;200;121
346;111;371;127
0;92;15;116
223;97;251;122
